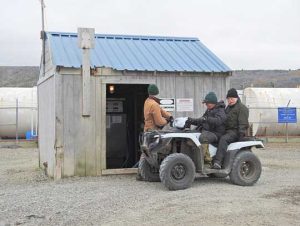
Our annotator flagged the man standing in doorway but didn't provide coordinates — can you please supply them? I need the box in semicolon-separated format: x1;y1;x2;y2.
137;84;173;180
185;92;226;166
143;84;173;132
213;88;249;169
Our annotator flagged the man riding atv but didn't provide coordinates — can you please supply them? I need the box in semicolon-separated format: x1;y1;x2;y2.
137;84;173;180
143;84;173;132
185;92;226;167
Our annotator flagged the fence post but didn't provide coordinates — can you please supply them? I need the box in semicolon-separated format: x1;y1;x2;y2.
285;123;289;143
15;98;19;144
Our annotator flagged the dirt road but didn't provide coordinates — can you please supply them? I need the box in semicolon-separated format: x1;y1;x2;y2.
0;143;299;226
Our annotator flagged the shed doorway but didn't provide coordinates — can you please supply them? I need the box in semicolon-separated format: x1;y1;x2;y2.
106;84;148;169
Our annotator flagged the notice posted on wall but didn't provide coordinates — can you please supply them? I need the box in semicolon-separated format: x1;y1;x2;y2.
176;98;194;112
160;98;175;112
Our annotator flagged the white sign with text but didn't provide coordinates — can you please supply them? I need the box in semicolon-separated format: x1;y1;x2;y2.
176;98;194;112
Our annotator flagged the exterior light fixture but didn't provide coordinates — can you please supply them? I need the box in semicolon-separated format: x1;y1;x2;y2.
109;85;115;94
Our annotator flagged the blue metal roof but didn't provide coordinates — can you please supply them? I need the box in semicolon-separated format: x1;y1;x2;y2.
46;32;231;72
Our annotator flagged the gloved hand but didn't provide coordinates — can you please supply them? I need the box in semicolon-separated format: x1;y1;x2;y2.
167;116;174;123
158;125;164;130
184;117;193;128
168;116;174;126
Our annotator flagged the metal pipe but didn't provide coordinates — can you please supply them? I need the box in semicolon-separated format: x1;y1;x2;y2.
35;108;38;136
31;88;34;136
15;98;19;143
41;0;46;78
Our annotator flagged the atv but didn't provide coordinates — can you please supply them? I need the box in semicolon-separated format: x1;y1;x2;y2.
139;117;264;190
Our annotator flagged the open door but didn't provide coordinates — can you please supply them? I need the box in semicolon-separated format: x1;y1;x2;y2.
104;84;148;174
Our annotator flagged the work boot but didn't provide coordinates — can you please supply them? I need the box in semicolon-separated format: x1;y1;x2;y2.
212;161;221;169
204;162;212;168
202;143;212;164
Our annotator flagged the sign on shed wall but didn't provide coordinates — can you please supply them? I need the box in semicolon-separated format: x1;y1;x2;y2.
176;98;194;112
160;98;175;112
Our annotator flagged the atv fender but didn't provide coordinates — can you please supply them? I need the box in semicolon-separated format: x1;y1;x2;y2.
227;141;264;150
161;133;201;146
221;141;264;173
204;140;264;175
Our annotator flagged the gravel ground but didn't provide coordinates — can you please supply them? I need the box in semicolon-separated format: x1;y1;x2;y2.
0;144;300;226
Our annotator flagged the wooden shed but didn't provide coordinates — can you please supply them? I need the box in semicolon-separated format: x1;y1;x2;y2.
38;30;231;178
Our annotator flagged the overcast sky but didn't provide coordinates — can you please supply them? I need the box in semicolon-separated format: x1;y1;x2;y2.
0;0;299;69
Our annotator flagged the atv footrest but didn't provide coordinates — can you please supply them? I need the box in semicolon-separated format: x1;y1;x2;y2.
202;168;229;175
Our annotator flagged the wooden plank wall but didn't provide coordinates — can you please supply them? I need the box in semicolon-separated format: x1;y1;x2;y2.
156;73;229;118
60;74;98;176
38;76;56;177
57;72;157;177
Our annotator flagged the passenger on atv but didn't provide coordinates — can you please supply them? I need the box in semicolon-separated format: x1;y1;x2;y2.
213;88;249;169
184;92;226;167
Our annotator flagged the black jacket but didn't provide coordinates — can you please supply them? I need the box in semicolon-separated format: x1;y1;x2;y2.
225;99;249;135
190;101;227;138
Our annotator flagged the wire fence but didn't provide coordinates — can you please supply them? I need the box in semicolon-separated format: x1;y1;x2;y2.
248;107;300;143
0;98;38;143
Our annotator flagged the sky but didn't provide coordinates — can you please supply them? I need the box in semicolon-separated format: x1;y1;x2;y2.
0;0;299;70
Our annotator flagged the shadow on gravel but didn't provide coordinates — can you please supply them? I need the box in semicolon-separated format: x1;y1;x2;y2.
263;187;300;206
193;176;231;186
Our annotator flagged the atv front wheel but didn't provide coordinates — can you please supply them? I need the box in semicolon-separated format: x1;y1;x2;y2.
229;151;261;186
159;153;195;190
139;154;160;182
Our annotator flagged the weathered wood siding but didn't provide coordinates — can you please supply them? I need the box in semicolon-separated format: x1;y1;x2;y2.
38;75;55;177
155;73;229;118
60;74;99;176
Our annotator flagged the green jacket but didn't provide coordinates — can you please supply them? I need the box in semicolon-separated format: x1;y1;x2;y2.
225;99;249;134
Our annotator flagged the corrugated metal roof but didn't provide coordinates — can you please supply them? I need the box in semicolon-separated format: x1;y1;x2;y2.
47;32;231;72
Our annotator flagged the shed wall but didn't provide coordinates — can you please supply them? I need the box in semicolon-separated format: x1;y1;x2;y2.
38;76;55;177
156;73;229;117
39;40;56;79
60;74;100;176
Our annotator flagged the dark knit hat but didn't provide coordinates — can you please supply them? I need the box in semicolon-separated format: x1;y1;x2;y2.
226;88;239;98
148;84;159;96
203;92;217;104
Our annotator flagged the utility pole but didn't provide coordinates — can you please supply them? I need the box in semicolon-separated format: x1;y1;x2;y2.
40;0;46;77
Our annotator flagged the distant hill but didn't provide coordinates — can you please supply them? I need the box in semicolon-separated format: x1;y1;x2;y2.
231;70;300;89
1;66;300;88
0;66;39;87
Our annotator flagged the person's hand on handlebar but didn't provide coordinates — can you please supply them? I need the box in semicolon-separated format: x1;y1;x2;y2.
168;116;174;126
184;117;193;128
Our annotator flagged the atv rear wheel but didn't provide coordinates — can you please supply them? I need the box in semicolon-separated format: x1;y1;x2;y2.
139;154;160;182
229;151;261;186
159;153;195;190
